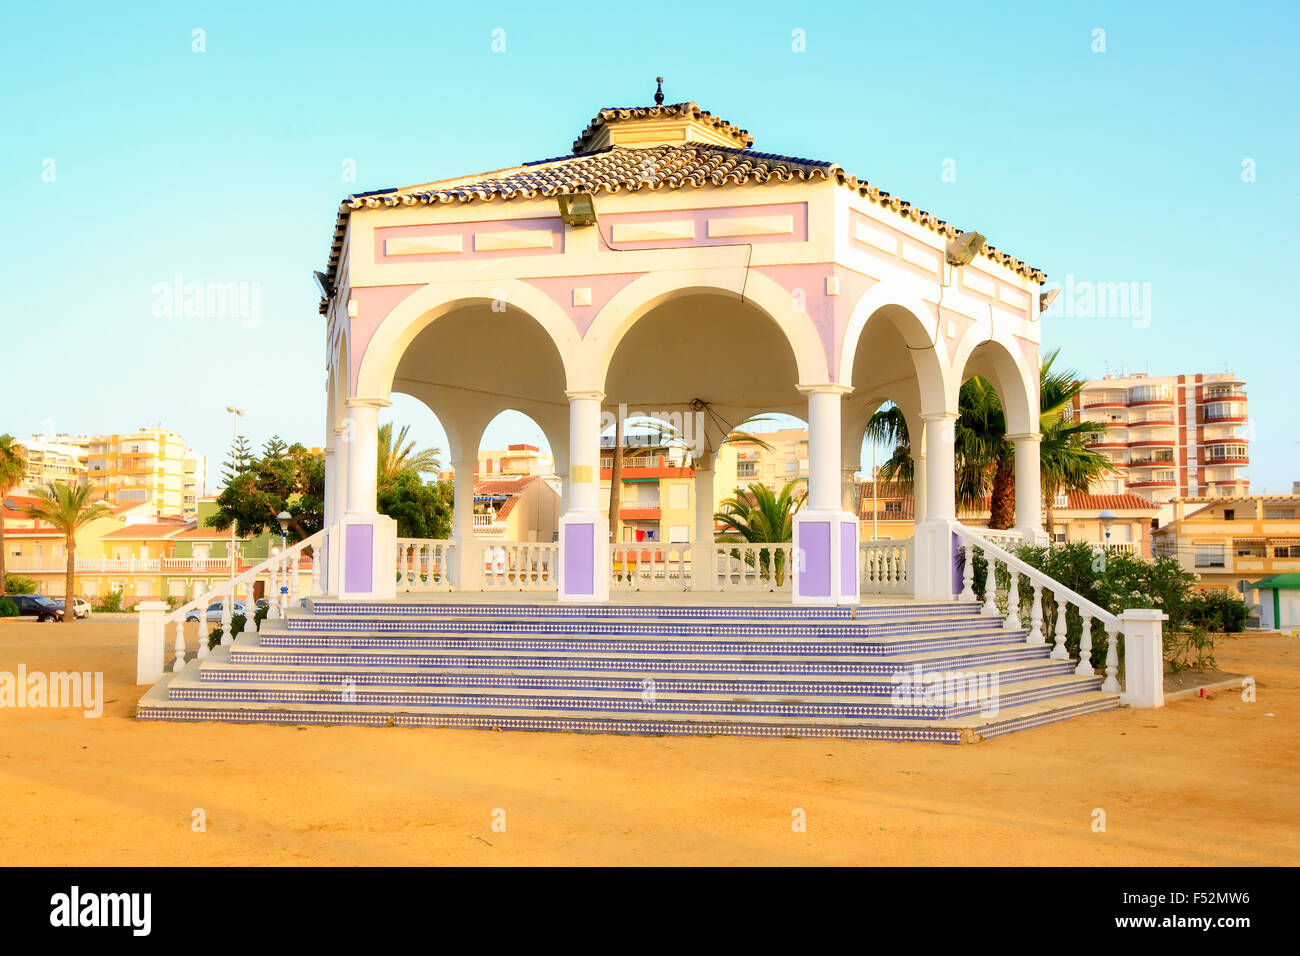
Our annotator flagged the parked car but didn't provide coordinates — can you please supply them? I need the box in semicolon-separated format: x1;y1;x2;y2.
51;598;91;619
184;601;246;623
9;595;64;622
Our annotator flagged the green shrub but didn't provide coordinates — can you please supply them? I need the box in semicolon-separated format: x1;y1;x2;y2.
0;598;17;618
207;605;270;650
93;591;124;613
1165;625;1217;673
1184;591;1249;633
3;574;39;594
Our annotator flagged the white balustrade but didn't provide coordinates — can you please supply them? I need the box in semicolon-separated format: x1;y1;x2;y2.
859;539;912;595
951;523;1157;707
482;541;559;591
610;543;691;590
714;543;794;592
138;532;322;680
395;539;455;592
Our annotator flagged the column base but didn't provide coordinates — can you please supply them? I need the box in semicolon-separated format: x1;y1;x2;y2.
331;514;398;601
913;518;958;602
792;509;859;606
452;535;484;592
558;513;610;603
1016;526;1050;547
690;542;717;591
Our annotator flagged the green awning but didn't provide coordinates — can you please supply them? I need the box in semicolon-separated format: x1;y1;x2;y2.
1249;572;1300;590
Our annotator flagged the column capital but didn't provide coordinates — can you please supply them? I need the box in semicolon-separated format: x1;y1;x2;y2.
1007;431;1043;443
796;383;854;397
345;396;392;409
920;411;959;423
322;447;335;457
565;389;605;402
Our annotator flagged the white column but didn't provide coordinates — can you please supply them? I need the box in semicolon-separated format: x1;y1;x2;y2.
691;452;717;591
1120;609;1167;708
793;385;859;606
913;411;958;601
451;457;482;591
335;397;397;600
558;390;609;602
840;465;858;514
1010;432;1046;544
914;450;927;525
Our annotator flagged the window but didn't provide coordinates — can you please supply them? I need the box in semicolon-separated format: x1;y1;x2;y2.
1194;544;1225;568
668;484;689;510
669;525;690;544
1265;508;1296;520
1236;542;1265;557
736;461;757;478
884;501;903;514
1224;509;1235;521
1274;545;1300;559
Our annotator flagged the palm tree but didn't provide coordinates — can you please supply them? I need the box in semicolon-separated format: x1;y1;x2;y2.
714;480;806;584
863;350;1110;531
0;435;28;597
377;423;441;479
22;482;109;621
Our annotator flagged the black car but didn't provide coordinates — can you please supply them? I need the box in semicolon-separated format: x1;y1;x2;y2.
9;595;64;622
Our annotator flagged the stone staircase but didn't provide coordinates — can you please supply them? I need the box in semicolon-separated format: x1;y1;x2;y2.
135;599;1121;743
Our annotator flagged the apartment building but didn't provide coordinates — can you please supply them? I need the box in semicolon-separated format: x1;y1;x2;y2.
1071;372;1249;516
1152;495;1300;595
476;443;554;477
84;426;206;517
728;428;810;495
473;475;561;542
16;435;88;491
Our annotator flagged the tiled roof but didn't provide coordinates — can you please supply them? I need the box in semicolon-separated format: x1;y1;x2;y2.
1061;492;1159;512
572;102;753;153
172;526;250;540
101;523;193;540
323;104;1045;292
0;494;43;519
474;475;538;498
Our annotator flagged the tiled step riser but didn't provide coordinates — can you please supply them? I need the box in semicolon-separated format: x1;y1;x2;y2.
134;704;970;744
169;676;1102;721
309;602;980;622
282;616;1003;640
228;642;1052;676
258;629;1027;657
977;696;1120;739
197;660;1079;696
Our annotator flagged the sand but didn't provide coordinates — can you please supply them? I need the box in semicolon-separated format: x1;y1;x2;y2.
1;618;1296;866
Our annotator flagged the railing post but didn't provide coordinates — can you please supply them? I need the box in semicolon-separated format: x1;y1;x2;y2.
1076;614;1095;675
1102;623;1120;693
1004;571;1021;630
1027;584;1044;645
1051;598;1070;660
981;550;998;616
135;600;169;684
219;590;233;647
958;544;975;601
245;580;259;636
1120;609;1167;708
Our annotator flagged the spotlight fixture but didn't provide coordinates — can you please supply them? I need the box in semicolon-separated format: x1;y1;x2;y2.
945;230;986;266
313;270;334;298
1040;288;1061;313
558;193;597;227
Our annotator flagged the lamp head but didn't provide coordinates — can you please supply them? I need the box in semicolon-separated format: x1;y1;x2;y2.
276;511;292;533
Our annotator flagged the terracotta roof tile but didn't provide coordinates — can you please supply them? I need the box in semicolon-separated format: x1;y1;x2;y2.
572;102;754;154
323;106;1045;294
101;523;192;540
1062;491;1159;512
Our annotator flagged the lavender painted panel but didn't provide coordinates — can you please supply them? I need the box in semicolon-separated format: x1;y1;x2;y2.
840;521;857;596
344;524;374;594
800;521;831;597
564;522;595;595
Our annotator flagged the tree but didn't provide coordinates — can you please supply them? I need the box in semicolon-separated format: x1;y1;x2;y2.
378;423;441;479
207;438;325;542
0;434;27;597
221;434;254;485
864;350;1110;530
714;480;806;543
377;469;454;538
22;482;109;621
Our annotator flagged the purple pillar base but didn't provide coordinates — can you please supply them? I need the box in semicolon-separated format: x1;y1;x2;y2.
793;510;859;606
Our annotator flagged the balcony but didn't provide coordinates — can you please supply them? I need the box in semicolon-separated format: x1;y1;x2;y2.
1128;416;1175;428
1128;439;1176;449
1202;389;1246;402
1129;456;1176;468
1128;479;1177;489
1128;397;1174;408
1202;404;1248;423
1086;439;1128;449
1084;399;1128;410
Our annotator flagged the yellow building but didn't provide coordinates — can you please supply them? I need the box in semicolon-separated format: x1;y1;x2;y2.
727;428;810;496
1153;495;1300;595
17;436;88;491
84;427;204;517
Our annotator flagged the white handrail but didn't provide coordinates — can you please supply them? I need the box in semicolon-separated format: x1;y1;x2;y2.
162;531;323;626
951;523;1120;628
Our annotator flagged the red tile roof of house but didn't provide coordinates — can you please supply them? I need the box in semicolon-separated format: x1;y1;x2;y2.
1061;492;1159;512
101;523;193;540
474;475;538;497
171;526;251;540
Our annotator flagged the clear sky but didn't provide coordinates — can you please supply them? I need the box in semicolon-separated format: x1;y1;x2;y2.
2;1;1297;492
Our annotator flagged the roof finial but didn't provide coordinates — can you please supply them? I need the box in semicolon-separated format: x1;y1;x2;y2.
654;76;664;105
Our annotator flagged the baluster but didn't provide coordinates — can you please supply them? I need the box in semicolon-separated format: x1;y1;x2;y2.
310;546;322;596
1027;583;1044;644
1051;597;1070;660
289;554;301;607
1004;570;1021;630
245;580;259;637
1102;624;1119;692
172;619;186;672
266;560;281;620
219;589;233;647
981;550;998;615
959;544;976;601
1076;615;1095;676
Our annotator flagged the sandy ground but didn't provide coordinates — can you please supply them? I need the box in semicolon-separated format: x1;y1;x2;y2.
1;618;1296;866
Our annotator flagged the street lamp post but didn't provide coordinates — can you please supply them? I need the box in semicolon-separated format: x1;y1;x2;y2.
1099;508;1116;551
277;510;292;614
225;407;245;585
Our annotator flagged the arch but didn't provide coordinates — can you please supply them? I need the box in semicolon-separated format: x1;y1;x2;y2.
354;278;584;399
950;318;1037;436
838;282;952;416
583;269;829;391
